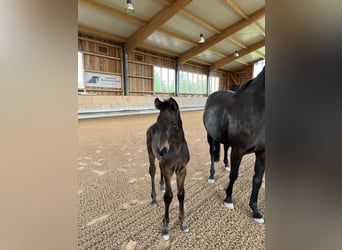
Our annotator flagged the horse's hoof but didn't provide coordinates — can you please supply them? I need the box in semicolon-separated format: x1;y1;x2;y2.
224;166;230;171
160;187;166;193
208;178;215;183
181;224;190;233
162;228;170;240
253;217;265;224
224;202;234;209
151;202;158;207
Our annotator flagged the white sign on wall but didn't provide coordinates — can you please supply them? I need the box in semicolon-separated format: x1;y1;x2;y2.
85;72;121;88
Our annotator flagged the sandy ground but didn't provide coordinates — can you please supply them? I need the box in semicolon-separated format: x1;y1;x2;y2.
78;110;265;250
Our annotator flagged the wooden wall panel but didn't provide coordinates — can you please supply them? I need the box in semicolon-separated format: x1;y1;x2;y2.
229;65;253;88
78;36;123;95
78;35;235;96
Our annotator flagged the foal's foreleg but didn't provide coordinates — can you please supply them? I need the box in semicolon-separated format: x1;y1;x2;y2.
161;168;173;240
224;147;243;209
159;162;165;192
249;151;265;223
176;167;189;233
148;153;157;207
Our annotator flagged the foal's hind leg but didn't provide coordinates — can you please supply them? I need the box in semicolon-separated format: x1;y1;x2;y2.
249;150;265;223
161;167;173;240
223;144;230;171
148;153;158;207
224;147;243;209
176;167;189;233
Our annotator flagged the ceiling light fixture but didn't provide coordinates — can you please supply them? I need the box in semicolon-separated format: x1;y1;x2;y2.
198;34;205;44
234;50;239;57
125;0;134;13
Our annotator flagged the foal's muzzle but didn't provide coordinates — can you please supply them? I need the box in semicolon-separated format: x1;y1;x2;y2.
159;147;168;156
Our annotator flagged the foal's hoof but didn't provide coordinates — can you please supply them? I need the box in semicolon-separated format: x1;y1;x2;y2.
208;178;215;183
181;224;190;233
253;217;265;224
224;202;234;209
160;187;166;193
162;228;170;240
151;201;158;207
224;166;230;171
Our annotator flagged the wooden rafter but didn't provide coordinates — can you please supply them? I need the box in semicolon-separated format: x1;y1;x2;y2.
80;0;250;63
78;0;145;26
210;39;265;71
252;23;265;36
227;37;248;49
78;24;126;42
139;43;180;57
159;0;221;34
225;0;265;36
179;7;265;64
158;28;198;46
126;0;193;51
208;49;227;58
159;0;250;50
78;24;181;57
80;0;197;48
254;50;265;59
235;59;249;66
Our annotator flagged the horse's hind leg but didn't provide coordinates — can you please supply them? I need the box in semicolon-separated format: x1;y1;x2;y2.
176;166;189;233
207;134;220;183
159;162;165;192
224;147;243;209
223;144;230;171
249;150;265;223
148;152;158;207
161;167;173;240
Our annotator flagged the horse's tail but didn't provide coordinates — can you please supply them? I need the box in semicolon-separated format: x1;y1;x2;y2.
207;134;220;162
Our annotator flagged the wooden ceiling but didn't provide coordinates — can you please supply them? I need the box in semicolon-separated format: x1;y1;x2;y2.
78;0;265;71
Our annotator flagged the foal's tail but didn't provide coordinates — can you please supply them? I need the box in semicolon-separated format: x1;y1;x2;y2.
207;134;220;162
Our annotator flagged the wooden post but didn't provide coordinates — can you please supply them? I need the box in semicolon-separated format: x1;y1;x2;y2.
121;42;129;96
207;65;211;96
175;57;180;96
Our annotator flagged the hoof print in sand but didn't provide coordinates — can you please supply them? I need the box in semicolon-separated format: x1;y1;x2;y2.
86;214;110;226
121;240;137;250
121;199;148;210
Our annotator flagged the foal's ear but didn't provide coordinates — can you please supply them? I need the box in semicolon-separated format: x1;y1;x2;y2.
154;98;162;110
169;97;179;111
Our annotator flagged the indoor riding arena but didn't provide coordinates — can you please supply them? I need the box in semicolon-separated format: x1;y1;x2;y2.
78;0;265;249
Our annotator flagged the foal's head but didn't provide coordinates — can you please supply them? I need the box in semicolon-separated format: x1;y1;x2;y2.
154;97;182;156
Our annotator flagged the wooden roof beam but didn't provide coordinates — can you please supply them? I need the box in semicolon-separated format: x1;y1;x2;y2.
225;0;265;36
235;59;249;66
210;39;265;71
80;0;199;47
252;23;265;36
254;50;265;59
126;0;193;51
78;24;126;42
227;37;248;49
179;7;264;64
158;28;198;46
78;0;145;26
159;0;221;34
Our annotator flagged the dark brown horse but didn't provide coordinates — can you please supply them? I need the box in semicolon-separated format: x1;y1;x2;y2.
146;97;190;240
203;67;265;223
